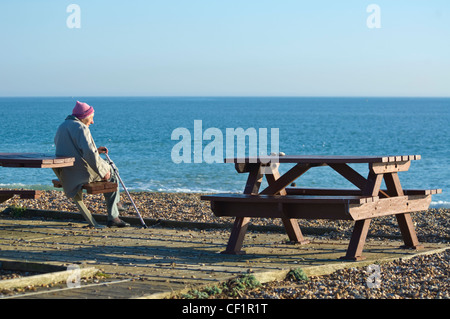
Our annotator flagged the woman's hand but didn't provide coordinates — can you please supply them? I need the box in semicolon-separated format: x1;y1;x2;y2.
103;171;111;181
98;146;108;154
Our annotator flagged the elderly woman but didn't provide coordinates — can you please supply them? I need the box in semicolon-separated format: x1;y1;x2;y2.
53;101;129;227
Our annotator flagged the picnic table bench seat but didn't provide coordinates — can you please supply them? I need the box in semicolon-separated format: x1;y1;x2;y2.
201;188;440;258
52;179;118;195
0;153;75;168
201;190;436;222
285;187;442;197
52;179;118;228
0;189;42;201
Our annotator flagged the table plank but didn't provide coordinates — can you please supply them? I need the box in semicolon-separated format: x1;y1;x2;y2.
202;194;378;204
225;155;421;164
0;153;74;168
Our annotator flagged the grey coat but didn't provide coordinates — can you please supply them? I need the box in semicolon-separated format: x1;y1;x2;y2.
53;115;110;198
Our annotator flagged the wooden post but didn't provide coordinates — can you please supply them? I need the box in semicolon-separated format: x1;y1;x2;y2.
384;172;423;250
363;172;383;197
0;194;14;205
221;217;250;255
243;164;263;195
341;219;371;261
222;164;262;254
281;217;310;245
265;163;309;245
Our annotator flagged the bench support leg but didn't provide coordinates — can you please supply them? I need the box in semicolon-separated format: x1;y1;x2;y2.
222;217;250;255
383;172;424;250
222;163;262;254
282;218;310;245
341;219;371;261
396;213;424;250
0;194;14;204
73;193;104;229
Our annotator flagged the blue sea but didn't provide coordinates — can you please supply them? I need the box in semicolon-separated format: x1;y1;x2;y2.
0;97;448;208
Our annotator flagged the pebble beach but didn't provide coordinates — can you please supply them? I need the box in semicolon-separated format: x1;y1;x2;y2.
1;190;449;299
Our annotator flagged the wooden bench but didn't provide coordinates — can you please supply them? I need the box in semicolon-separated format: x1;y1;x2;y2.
201;188;440;258
52;179;118;195
0;190;42;200
0;190;42;208
0;153;75;168
202;194;378;218
284;187;442;197
52;179;118;228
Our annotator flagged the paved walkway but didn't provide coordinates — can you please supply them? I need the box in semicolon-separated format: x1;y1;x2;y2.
1;214;448;299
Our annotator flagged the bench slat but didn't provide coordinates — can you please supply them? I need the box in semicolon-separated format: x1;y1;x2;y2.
0;153;75;168
201;193;432;221
0;190;42;199
52;179;118;195
201;194;360;220
201;194;378;204
285;188;442;196
225;155;421;164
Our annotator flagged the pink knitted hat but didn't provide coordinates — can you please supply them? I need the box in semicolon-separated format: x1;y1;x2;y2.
72;101;94;119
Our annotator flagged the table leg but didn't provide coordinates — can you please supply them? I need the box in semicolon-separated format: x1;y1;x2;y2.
334;166;379;260
265;163;309;244
396;213;424;250
341;218;371;261
384;172;423;250
222;217;250;254
282;217;310;245
243;164;263;195
264;163;287;195
363;171;383;197
0;194;14;204
222;164;262;254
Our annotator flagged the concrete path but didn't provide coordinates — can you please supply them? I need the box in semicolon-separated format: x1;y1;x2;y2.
0;215;448;299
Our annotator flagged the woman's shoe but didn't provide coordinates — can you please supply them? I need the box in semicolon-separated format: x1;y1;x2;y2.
107;218;130;228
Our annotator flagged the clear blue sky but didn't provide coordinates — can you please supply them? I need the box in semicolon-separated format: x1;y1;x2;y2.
0;0;449;97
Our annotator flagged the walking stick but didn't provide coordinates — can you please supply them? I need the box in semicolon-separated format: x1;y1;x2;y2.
104;153;148;229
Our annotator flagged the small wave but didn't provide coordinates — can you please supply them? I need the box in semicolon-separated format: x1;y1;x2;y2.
139;187;235;194
0;183;55;191
0;183;28;187
430;201;450;209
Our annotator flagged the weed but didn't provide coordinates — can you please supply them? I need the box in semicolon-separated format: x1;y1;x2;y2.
287;268;309;282
182;289;209;299
7;205;27;217
178;274;260;299
224;274;260;297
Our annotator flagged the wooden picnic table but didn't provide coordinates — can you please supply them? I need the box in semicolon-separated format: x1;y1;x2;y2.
0;152;75;168
0;153;75;203
201;155;442;260
0;152;118;228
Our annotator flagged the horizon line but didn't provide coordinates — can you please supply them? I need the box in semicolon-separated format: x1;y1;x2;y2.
1;95;450;99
